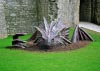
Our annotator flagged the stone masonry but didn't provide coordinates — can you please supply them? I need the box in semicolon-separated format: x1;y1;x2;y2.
57;0;80;25
0;0;100;39
4;0;38;34
80;0;100;25
0;0;7;38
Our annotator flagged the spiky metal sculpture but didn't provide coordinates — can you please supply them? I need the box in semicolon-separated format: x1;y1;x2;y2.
34;17;71;48
10;18;93;50
71;25;93;43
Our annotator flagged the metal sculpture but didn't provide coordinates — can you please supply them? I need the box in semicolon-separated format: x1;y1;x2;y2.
10;18;93;50
33;17;71;48
12;33;26;48
71;25;93;43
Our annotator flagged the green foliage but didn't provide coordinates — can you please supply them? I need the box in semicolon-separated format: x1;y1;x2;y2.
0;29;100;71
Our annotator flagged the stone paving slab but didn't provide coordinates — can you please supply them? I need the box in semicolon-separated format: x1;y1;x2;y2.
79;22;100;33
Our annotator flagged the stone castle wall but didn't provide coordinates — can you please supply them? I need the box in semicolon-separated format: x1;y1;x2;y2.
57;0;80;25
1;0;100;39
4;0;38;34
0;0;80;39
80;0;100;25
0;0;7;38
95;0;100;25
80;0;91;22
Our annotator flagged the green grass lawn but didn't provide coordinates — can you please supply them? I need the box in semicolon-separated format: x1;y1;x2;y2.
0;29;100;71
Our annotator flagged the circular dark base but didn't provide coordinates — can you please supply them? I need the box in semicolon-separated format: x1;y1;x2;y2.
7;41;90;52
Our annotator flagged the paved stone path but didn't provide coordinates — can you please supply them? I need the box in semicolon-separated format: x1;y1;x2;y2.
79;22;100;33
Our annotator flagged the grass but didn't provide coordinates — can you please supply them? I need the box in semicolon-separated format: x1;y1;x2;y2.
0;28;100;71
